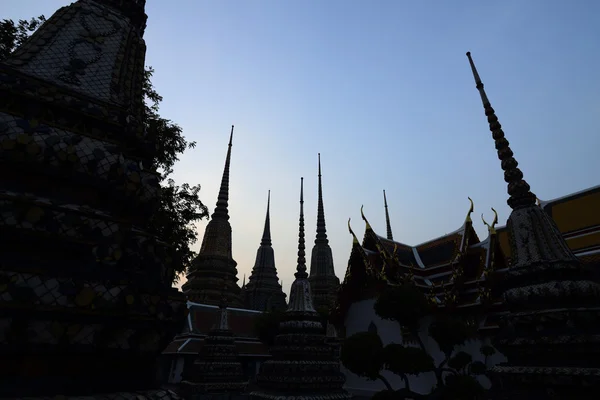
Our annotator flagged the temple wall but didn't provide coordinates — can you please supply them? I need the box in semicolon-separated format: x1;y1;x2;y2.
342;298;507;397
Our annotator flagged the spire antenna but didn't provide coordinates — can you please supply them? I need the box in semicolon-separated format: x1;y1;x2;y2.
213;125;235;219
296;177;307;278
383;190;393;240
315;153;328;244
466;52;536;209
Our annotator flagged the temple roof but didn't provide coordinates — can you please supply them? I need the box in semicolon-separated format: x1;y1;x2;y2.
495;185;600;264
361;200;480;270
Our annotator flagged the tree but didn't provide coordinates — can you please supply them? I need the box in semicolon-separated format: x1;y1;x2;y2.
0;16;209;285
340;283;490;399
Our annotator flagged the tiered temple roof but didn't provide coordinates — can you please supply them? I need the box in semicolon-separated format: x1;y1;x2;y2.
0;0;186;397
466;51;600;398
182;126;244;307
333;199;507;332
243;190;287;311
334;179;600;337
309;154;341;311
251;178;350;400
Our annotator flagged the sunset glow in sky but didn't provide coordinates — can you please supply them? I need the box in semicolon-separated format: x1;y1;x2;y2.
6;0;600;295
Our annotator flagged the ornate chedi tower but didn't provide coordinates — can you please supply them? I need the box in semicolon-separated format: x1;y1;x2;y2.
251;178;351;400
383;189;394;240
309;154;341;311
0;0;187;397
243;190;287;311
467;52;600;399
181;287;248;397
182;126;244;307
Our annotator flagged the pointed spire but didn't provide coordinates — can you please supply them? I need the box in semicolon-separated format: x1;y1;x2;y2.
242;274;246;289
212;125;235;220
383;190;393;240
261;190;272;246
315;153;329;244
296;177;307;279
466;53;537;209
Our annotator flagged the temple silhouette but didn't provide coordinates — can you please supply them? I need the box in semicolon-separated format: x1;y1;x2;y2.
1;1;599;399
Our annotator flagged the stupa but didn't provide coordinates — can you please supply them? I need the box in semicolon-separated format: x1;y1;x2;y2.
251;177;351;400
467;52;600;399
0;0;186;397
181;286;248;397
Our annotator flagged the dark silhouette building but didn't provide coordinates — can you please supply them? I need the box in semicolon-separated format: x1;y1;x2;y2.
0;0;186;397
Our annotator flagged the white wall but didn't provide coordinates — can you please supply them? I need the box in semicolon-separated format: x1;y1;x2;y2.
168;357;185;384
342;298;506;397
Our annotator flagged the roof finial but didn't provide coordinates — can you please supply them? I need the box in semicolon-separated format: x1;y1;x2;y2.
261;190;272;246
466;197;474;223
360;205;372;230
295;177;307;279
481;207;499;234
383;190;393;240
466;52;536;209
212;125;235;219
348;218;360;245
315;153;329;244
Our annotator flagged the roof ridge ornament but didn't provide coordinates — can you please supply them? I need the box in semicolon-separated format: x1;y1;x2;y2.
348;218;360;245
466;52;537;209
466;197;474;223
481;207;499;234
360;205;372;230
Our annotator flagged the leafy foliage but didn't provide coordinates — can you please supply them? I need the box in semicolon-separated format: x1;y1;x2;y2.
0;16;46;60
448;351;473;372
340;331;385;380
342;283;491;399
0;16;209;284
374;283;431;329
384;343;434;376
429;315;472;356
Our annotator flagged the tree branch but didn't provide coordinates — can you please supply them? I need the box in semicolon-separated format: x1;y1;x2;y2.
377;374;393;391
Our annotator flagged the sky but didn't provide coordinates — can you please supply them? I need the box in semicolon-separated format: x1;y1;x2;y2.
5;0;600;296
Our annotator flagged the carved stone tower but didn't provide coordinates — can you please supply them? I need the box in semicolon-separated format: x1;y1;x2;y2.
0;0;186;397
309;154;340;311
251;177;351;400
244;190;287;311
467;52;600;399
182;126;244;307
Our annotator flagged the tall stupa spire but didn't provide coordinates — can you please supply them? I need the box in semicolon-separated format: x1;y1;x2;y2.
182;126;243;307
244;190;286;311
383;189;393;240
466;53;536;210
251;177;350;400
212;125;234;220
297;177;308;279
467;52;600;398
261;190;271;246
309;154;340;311
315;153;328;244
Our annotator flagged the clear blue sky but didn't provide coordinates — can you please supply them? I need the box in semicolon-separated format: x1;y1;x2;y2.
6;0;600;295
